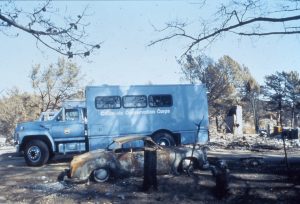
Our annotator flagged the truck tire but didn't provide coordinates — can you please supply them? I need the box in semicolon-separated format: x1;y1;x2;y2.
24;140;49;167
152;132;175;146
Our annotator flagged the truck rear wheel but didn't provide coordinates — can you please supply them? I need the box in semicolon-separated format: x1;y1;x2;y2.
24;140;49;167
152;132;175;146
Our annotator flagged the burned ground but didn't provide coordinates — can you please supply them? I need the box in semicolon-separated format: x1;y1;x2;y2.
1;134;300;203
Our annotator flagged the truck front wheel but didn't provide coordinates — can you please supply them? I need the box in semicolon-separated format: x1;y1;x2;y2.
24;140;49;167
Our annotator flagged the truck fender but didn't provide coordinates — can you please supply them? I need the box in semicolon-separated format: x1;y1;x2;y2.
20;132;56;152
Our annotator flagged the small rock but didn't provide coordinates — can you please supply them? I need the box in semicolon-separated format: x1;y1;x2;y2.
117;194;125;200
85;179;90;186
105;192;112;197
156;197;162;201
173;195;179;201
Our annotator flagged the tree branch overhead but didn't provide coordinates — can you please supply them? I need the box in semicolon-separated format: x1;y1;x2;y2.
0;0;100;58
149;1;300;55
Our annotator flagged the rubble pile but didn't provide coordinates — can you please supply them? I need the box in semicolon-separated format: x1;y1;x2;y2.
208;133;300;152
240;157;265;167
21;182;66;193
0;136;6;147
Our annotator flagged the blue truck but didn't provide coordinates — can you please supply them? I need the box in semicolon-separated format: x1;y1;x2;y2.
14;84;209;166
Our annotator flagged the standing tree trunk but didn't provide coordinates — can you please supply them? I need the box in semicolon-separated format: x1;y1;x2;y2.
216;116;219;132
279;100;283;127
291;104;295;128
251;97;259;133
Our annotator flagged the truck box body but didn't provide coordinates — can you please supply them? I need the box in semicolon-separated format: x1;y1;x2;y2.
85;84;209;150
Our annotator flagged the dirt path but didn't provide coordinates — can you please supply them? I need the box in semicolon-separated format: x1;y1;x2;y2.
1;145;300;203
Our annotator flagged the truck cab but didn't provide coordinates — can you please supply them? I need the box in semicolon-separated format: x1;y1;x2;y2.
14;101;87;166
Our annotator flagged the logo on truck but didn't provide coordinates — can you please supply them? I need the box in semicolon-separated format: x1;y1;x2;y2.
64;128;71;134
98;109;171;116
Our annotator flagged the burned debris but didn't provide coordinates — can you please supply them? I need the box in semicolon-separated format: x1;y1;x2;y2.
63;136;210;184
142;148;158;191
211;160;230;199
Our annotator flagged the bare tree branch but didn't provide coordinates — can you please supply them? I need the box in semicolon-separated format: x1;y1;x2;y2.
0;1;100;58
150;1;300;56
232;30;300;36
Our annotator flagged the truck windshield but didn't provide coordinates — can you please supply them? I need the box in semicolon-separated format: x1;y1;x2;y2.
54;108;80;121
38;111;57;121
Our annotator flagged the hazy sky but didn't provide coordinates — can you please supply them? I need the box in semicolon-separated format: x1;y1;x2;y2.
0;1;299;94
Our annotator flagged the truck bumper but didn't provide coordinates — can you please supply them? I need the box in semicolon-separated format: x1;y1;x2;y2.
15;144;20;153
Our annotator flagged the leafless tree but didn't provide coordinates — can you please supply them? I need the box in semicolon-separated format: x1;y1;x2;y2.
149;0;300;55
0;0;100;58
30;58;85;112
242;75;260;133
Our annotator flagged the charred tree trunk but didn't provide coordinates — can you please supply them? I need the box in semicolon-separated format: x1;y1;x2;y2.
216;116;219;132
212;160;230;199
251;98;259;134
291;104;295;128
142;149;157;191
279;100;283;127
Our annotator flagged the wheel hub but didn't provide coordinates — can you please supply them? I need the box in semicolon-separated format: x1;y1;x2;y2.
27;146;41;161
159;138;170;146
94;168;109;182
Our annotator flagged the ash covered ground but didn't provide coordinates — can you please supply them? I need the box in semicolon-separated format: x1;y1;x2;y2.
1;134;300;204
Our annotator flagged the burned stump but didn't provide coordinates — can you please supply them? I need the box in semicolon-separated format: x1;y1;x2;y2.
211;160;230;199
142;149;157;191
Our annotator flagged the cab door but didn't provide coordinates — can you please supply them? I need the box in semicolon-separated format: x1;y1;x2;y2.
51;108;85;141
